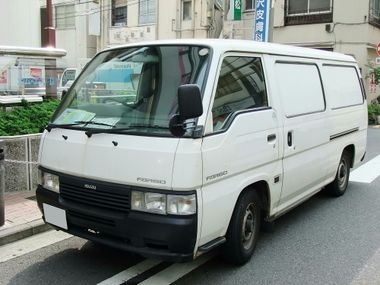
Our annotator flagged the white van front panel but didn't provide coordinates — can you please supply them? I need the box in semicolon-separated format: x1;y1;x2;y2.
200;109;282;245
39;129;179;189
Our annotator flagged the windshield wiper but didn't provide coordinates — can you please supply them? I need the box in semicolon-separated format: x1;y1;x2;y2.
46;120;115;132
85;124;169;137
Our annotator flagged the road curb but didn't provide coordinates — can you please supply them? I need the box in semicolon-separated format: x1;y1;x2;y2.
0;219;51;246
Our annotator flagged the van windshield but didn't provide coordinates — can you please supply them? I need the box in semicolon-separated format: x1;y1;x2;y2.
51;45;210;136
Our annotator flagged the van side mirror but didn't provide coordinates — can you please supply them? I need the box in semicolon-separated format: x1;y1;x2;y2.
169;84;203;137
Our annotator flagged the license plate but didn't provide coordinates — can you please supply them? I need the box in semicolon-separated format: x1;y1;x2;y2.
43;203;68;230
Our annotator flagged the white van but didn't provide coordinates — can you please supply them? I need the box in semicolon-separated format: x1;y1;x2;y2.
57;68;78;99
36;40;367;264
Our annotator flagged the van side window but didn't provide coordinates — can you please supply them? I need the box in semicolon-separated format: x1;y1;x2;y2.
211;56;268;131
275;62;325;117
322;65;364;109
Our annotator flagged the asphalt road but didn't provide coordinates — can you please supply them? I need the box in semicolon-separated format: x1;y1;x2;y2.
1;127;380;285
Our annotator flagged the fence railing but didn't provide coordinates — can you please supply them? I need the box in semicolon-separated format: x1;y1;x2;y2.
2;134;41;192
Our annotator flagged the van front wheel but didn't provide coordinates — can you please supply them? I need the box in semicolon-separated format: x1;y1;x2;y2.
327;152;351;197
223;190;261;265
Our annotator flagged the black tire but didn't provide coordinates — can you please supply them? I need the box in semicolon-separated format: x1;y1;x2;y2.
326;151;351;197
222;190;261;265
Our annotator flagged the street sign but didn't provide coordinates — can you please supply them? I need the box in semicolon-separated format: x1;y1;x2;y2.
376;57;380;65
377;43;380;56
227;0;241;21
233;0;241;21
254;0;270;42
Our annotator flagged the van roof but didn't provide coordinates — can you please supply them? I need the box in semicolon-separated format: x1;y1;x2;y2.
105;39;356;63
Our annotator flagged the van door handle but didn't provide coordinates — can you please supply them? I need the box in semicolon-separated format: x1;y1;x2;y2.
267;134;276;142
287;131;293;147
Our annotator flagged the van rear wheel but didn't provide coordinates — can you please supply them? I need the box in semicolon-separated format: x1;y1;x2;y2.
222;190;261;265
327;152;351;197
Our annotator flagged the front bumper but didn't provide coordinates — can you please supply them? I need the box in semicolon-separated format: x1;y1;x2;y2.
36;186;197;262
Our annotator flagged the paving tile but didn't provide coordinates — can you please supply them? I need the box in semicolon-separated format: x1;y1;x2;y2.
0;190;51;245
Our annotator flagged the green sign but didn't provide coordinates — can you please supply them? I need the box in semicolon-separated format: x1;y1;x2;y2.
233;0;241;20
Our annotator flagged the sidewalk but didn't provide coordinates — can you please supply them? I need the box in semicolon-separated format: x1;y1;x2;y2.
0;191;51;246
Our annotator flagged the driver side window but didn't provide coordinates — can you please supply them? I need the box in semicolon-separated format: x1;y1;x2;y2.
211;56;268;132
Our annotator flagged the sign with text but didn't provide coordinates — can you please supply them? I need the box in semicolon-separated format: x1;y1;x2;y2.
228;0;241;21
254;0;270;42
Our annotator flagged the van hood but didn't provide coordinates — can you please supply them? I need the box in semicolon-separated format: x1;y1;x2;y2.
39;129;179;190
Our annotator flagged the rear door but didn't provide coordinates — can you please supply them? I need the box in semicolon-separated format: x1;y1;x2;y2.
274;60;330;211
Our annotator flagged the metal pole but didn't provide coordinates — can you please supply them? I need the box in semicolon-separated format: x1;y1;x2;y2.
44;0;58;98
155;0;159;40
44;0;56;48
0;141;5;227
268;0;274;42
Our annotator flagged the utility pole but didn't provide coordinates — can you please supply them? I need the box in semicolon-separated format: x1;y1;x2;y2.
44;0;57;98
44;0;56;48
268;0;274;42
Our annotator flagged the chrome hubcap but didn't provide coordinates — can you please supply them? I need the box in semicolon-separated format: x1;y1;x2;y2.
242;203;256;250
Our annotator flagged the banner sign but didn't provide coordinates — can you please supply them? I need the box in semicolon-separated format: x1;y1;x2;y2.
230;0;241;21
254;0;270;42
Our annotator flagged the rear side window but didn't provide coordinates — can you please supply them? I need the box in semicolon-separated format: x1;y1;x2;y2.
275;62;325;117
211;56;268;131
322;65;363;109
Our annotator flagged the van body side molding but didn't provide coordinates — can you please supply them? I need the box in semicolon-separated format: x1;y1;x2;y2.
330;127;359;141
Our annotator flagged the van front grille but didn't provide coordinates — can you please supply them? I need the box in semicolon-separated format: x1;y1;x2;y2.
60;182;130;213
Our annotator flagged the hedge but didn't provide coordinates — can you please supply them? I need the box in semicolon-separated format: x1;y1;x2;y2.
0;100;60;136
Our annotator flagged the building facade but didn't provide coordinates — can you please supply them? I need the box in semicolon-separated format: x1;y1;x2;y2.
273;0;380;101
223;0;380;101
39;0;99;69
99;0;224;49
222;0;255;39
0;0;42;48
0;0;99;70
1;0;225;86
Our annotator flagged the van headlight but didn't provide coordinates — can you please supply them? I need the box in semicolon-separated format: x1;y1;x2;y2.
39;170;60;193
131;191;196;215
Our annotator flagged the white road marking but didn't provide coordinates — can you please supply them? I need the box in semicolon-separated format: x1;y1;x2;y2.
0;230;72;263
138;253;215;285
97;259;161;285
350;155;380;183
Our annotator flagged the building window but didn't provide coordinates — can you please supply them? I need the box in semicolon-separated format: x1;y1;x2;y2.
285;0;333;25
182;0;192;21
139;0;156;25
112;0;128;26
245;0;254;11
55;5;75;29
369;0;380;28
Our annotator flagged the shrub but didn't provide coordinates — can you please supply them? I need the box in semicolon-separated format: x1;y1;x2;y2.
368;102;380;125
0;100;60;136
